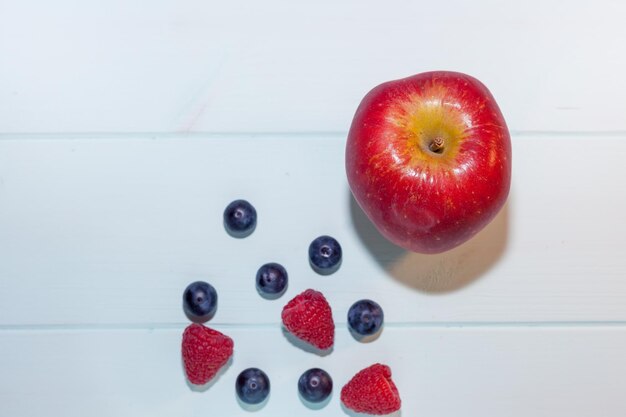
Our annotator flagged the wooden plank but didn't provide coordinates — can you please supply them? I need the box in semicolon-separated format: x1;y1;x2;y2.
1;1;625;133
1;134;625;326
1;326;625;417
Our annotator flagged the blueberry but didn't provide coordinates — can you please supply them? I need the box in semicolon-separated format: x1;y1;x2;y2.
224;199;257;238
182;281;218;323
347;299;384;337
298;368;333;404
235;368;270;405
308;235;342;275
256;262;288;299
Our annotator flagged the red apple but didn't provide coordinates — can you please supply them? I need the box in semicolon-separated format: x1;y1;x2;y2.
346;71;511;254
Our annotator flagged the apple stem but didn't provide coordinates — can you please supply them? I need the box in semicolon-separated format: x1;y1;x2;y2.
429;137;445;154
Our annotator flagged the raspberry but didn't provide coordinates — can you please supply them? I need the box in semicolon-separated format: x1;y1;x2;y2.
181;323;234;385
281;289;334;350
340;363;401;415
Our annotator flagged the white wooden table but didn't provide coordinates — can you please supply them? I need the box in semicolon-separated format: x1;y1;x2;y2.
2;2;626;416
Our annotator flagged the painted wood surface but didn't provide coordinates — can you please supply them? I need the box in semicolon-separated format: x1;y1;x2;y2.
2;326;625;417
2;134;624;416
1;134;625;328
2;2;626;415
1;0;625;134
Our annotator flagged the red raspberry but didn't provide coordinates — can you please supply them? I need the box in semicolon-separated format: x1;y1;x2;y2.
281;289;334;350
341;363;401;415
181;323;234;385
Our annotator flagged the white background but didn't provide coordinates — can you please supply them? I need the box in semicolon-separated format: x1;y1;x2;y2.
2;1;626;416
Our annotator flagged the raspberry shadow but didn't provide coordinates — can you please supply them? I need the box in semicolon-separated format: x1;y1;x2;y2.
341;403;402;417
281;326;334;357
182;356;233;393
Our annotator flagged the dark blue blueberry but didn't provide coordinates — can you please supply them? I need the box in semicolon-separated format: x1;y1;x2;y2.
256;262;288;299
298;368;333;404
223;199;257;238
308;235;342;275
235;368;270;405
347;299;384;337
182;281;218;323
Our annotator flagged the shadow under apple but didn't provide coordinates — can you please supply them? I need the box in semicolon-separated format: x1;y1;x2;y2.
348;190;510;294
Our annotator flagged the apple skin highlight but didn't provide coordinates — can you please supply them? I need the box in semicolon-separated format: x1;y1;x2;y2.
346;71;511;254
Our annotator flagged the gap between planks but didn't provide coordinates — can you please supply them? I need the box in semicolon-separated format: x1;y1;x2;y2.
1;130;626;141
2;321;626;333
